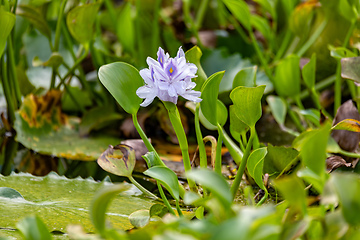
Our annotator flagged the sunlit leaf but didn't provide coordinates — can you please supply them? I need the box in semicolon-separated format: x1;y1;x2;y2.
341;57;360;82
66;3;101;44
116;3;135;53
274;54;301;97
230;85;265;128
247;147;268;190
229;105;249;142
216;100;228;127
186;169;232;208
0;8;15;58
97;145;136;178
185;46;207;90
99;62;143;115
0;187;23;199
232;66;257;88
129;210;150;228
200;71;225;126
17;216;52;240
263;145;299;177
331;118;360;132
0;173;155;232
302;53;316;89
144;166;179;201
16;5;51;40
266;95;287;126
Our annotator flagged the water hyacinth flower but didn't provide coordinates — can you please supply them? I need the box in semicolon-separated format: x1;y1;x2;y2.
136;47;202;107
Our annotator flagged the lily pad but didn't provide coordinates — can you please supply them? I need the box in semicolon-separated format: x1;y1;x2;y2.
0;172;156;233
14;91;120;161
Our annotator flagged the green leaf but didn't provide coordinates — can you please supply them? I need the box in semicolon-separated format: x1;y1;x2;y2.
66;3;101;44
17;216;52;240
97;145;136;178
16;5;51;40
216;100;228;127
330;46;357;59
338;0;357;22
247;147;268;190
274;175;307;216
0;187;23;199
90;183;131;236
0;173;155;232
98;62;143;115
232;66;257;88
142;151;165;168
116;3;135;53
200;71;225;126
274;54;301;97
185;46;207;91
263;145;299;177
222;0;251;30
341;57;360;82
330;173;360;226
0;8;15;58
230;85;265;128
302;54;316;89
250;15;273;45
298;109;320;127
229;105;249;142
331;118;360;132
144;166;179;201
186;169;232;208
266;95;287;126
149;204;168;218
129;210;150;228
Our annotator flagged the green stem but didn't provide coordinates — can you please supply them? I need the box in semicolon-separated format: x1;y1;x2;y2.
285;98;305;132
163;102;195;189
342;18;356;48
294;94;304;110
194;0;209;30
230;127;256;198
215;124;223;175
151;0;161;53
176;201;183;217
1;56;15;125
103;0;117;26
256;189;268;206
338;149;360;159
334;60;342;114
195;103;207;169
6;34;21;106
222;130;243;164
299;74;336;100
249;31;273;83
158;182;176;215
128;175;159;199
54;0;67;51
296;19;327;57
274;30;293;62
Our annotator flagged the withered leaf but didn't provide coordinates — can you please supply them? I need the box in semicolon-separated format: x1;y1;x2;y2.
326;155;352;173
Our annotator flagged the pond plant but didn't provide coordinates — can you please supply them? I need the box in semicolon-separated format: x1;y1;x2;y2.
2;0;360;239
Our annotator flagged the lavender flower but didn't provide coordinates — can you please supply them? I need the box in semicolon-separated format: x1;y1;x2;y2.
136;47;202;107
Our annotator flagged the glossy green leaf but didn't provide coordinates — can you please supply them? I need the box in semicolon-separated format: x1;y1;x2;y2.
341;57;360;82
302;54;316;89
90;183;130;236
129;210;150;228
330;46;357;59
216;100;228;127
144;166;179;201
274;54;301;97
97;145;136;178
247;147;268;190
0;8;15;58
185;46;207;90
230;85;265;128
294;122;331;177
229;105;249;142
232;66;257;88
116;3;135;53
274;175;307;216
142;151;165;168
200;71;225;126
66;3;101;44
16;5;51;40
266;95;287;126
17;216;52;240
0;173;155;232
98;62;143;114
263;145;299;177
187;169;232;208
330;173;360;226
222;0;251;30
331;118;360;132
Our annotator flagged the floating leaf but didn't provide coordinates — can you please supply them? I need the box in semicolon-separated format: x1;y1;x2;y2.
0;187;23;199
144;166;179;201
97;145;136;178
98;62;143;115
0;173;155;232
247;147;268;190
0;8;15;58
230;85;266;128
16;216;52;240
332;118;360;132
341;57;360;82
129;210;150;228
66;3;101;44
200;71;225;126
187;169;232;208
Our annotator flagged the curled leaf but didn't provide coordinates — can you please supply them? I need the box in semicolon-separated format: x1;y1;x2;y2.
331;119;360;132
326;155;352;173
